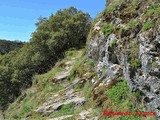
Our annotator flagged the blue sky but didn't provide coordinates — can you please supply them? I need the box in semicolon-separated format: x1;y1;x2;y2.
0;0;106;42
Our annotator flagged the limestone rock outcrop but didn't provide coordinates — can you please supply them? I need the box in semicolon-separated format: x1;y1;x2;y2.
87;0;160;117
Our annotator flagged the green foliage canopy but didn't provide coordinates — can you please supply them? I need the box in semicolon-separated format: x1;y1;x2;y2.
0;7;91;111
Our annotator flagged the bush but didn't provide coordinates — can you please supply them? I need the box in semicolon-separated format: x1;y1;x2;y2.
129;58;141;70
83;82;93;100
102;66;107;75
143;20;153;31
129;21;139;29
86;59;94;67
101;23;114;37
74;83;83;89
110;40;116;48
152;61;158;68
107;3;118;12
145;3;160;18
106;79;130;104
118;26;127;37
49;103;74;118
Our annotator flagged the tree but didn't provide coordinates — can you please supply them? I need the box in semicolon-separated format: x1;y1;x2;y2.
0;6;91;111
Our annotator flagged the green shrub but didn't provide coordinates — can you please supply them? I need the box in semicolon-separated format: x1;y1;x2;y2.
134;90;141;98
85;72;96;79
107;3;118;12
82;82;93;100
49;103;74;118
65;48;77;57
118;26;127;37
129;41;139;54
131;0;139;6
152;61;158;68
110;40;116;48
128;41;141;71
129;58;141;70
68;56;86;81
101;77;147;120
74;83;83;89
106;79;130;105
102;67;107;75
86;59;94;67
129;21;139;29
145;3;160;17
101;23;114;37
143;20;153;31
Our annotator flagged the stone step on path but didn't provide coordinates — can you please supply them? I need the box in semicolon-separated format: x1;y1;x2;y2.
76;108;99;120
64;78;86;90
35;89;86;116
54;71;70;82
49;115;73;120
53;60;75;83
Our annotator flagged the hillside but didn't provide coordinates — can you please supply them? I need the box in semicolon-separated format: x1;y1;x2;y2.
4;49;157;119
1;0;160;120
0;39;23;55
0;7;91;117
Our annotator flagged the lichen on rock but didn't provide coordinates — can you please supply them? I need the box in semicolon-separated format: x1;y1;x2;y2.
87;0;160;117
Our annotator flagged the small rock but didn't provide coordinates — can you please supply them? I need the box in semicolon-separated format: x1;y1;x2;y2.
49;115;73;120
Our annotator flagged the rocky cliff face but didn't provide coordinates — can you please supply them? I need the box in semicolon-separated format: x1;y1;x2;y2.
87;0;160;117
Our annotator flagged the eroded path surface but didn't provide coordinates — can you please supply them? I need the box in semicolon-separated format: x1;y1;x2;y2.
34;50;97;120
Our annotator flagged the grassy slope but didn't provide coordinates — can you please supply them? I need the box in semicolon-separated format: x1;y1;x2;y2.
4;49;84;119
4;48;156;120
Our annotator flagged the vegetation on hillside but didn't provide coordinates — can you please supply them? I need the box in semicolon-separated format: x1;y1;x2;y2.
1;0;159;119
0;39;23;55
0;7;91;111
